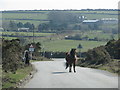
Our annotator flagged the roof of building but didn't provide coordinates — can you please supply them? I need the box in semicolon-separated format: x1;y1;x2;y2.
83;19;99;23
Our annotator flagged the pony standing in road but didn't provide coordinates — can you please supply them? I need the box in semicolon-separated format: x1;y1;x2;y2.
65;48;78;73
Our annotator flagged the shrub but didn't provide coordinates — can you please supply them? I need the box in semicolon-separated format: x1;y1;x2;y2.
85;46;111;65
2;39;24;73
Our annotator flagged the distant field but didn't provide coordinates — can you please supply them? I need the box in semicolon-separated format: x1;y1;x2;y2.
1;31;55;40
1;30;117;52
69;10;118;14
2;13;48;19
82;31;118;40
2;31;54;36
2;10;118;27
42;40;106;52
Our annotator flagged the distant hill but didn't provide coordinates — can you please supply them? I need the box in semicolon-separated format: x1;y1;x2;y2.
2;9;118;27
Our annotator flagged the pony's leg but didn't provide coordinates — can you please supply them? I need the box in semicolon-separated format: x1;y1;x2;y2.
69;64;72;72
65;62;68;69
73;62;76;73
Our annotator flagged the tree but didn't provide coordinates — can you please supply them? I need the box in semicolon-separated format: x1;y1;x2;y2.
24;22;31;28
24;22;35;30
73;25;81;30
2;21;10;31
17;22;24;28
38;23;49;31
9;21;18;31
88;23;99;30
48;11;81;30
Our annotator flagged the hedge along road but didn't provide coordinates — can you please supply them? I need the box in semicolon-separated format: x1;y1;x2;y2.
24;58;118;88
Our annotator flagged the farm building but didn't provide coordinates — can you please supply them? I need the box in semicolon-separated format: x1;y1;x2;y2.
18;28;29;32
100;18;118;24
82;19;100;24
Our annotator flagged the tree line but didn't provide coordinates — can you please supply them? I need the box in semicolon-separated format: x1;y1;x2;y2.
3;21;35;31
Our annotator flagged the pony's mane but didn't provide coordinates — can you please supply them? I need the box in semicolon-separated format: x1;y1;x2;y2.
70;49;76;58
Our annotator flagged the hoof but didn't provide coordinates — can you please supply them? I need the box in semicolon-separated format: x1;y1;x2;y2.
69;71;72;73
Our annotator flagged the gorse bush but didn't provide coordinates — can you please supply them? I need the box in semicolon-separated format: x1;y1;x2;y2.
2;39;24;73
105;39;120;59
85;46;111;65
80;39;120;66
78;39;120;73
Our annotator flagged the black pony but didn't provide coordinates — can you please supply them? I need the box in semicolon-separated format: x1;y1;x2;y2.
65;48;77;73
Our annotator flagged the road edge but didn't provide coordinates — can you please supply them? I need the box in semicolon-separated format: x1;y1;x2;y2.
16;64;37;88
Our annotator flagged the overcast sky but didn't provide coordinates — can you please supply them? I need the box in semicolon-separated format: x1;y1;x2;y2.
0;0;119;11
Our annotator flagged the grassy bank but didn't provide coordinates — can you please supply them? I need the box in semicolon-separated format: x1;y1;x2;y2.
77;58;119;74
98;59;119;74
2;65;33;88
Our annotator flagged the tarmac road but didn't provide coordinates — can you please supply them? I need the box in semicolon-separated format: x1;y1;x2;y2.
24;58;118;88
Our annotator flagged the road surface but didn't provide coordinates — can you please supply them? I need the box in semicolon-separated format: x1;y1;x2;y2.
24;58;118;88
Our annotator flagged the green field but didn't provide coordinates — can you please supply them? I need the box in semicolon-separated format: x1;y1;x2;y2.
42;40;106;52
2;31;54;37
3;13;48;19
2;30;118;40
69;10;118;14
81;31;118;40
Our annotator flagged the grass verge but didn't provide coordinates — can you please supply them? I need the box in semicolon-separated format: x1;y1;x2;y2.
77;58;119;74
2;65;33;88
